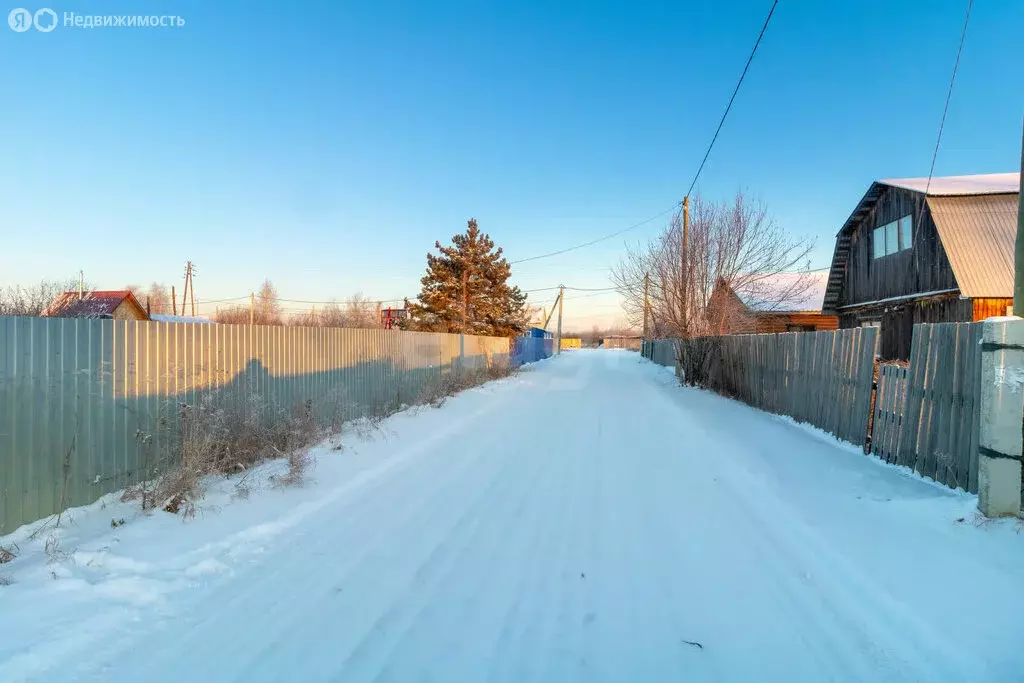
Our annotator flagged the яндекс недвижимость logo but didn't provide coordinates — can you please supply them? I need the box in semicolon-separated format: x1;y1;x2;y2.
8;7;56;31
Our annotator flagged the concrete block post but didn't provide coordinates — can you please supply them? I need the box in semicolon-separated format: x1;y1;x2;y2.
978;317;1024;517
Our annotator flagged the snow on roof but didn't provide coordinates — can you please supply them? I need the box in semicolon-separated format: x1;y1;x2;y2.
737;271;829;313
880;173;1019;196
42;290;140;318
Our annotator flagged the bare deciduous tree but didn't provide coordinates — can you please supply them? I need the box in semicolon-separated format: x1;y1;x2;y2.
126;282;172;315
613;193;813;380
256;279;282;326
612;192;814;340
287;293;383;329
0;278;84;316
213;278;283;325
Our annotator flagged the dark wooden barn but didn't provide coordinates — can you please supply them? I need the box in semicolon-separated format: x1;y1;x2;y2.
822;173;1019;360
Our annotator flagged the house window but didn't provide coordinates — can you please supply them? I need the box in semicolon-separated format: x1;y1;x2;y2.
786;324;816;332
899;215;913;250
872;215;913;258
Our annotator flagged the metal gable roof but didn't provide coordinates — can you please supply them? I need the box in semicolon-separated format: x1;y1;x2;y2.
822;174;1020;312
926;194;1018;298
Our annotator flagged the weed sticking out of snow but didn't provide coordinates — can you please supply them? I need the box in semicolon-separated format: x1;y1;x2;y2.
44;536;69;565
0;544;17;564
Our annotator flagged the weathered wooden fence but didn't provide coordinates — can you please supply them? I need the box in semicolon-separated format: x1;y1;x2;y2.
663;328;879;446
644;321;984;493
642;338;677;367
872;322;981;492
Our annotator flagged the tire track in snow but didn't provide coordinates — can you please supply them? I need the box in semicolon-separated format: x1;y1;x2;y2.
358;419;552;682
324;374;567;682
57;391;521;683
644;373;981;681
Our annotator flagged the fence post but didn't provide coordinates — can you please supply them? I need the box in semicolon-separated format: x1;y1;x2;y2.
977;317;1024;517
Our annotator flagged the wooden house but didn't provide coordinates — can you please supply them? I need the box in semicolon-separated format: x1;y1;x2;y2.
42;290;149;321
822;173;1019;360
707;278;838;335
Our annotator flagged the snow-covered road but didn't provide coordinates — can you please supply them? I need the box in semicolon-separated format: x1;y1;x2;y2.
2;350;1023;682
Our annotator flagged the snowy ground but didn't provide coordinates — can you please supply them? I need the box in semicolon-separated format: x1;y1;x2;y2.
2;350;1023;682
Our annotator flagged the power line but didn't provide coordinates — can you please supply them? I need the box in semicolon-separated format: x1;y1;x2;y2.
196;296;250;305
563;290;618;301
511;0;779;268
509;204;682;265
277;296;408;305
924;0;973;196
685;0;779;198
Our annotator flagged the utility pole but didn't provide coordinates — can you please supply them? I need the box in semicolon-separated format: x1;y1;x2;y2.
1015;120;1024;314
179;261;197;317
249;291;255;325
555;285;565;355
681;195;690;338
78;270;84;300
171;285;177;316
642;271;650;338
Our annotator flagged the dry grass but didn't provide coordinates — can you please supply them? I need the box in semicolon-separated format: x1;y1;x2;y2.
44;536;68;564
123;391;325;518
123;357;515;517
0;544;17;565
419;361;516;408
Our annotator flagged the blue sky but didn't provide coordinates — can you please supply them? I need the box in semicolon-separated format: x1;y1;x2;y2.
2;0;1022;329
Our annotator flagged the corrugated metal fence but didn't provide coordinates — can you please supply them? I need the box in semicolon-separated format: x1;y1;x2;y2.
0;317;515;533
512;336;554;365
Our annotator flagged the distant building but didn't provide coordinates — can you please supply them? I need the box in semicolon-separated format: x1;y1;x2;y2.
602;335;642;350
822;173;1019;360
707;279;838;335
42;290;148;321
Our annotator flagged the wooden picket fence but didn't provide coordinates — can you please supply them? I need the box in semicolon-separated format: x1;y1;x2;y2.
871;322;981;492
676;327;879;447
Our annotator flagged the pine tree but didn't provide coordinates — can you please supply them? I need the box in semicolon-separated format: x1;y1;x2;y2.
405;219;529;337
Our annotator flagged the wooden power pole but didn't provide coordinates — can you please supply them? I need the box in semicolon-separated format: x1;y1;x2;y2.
171;285;177;316
249;291;255;326
1015;120;1024;314
180;261;196;317
642;271;650;338
555;285;565;355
